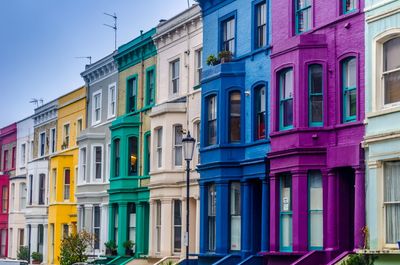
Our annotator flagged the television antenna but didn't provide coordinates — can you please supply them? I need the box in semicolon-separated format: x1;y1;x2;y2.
29;98;43;108
103;12;117;51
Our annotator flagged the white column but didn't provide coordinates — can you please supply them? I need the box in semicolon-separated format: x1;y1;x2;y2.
43;224;48;263
100;203;108;255
148;200;155;257
30;224;38;256
161;199;173;256
84;204;93;232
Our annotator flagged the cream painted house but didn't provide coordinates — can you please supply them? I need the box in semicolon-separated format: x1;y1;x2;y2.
148;4;202;261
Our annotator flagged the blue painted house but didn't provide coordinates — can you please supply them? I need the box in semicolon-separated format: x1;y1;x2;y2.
197;0;271;264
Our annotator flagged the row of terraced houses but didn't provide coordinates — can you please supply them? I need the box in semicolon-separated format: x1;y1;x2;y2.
0;1;399;265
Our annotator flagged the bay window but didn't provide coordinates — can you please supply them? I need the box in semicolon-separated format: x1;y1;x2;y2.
206;95;217;146
94;146;102;180
229;91;241;143
156;128;163;168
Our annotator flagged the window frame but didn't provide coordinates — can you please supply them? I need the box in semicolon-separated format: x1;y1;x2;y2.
1;186;8;213
143;131;151;176
19;183;26;210
341;57;357;123
383;161;400;247
38;173;46;205
92;144;103;182
280;174;293;252
50;127;56;154
155;127;163;169
308;63;324;127
173;200;182;253
63;168;71;201
295;0;312;34
39;131;46;157
230;182;241;251
108;82;117;119
155;200;161;253
93;205;101;250
92;91;102;125
382;37;400;107
228;90;242;143
79;146;87;184
173;124;183;167
126;74;138;113
145;66;156;107
63;123;70;149
170;59;180;96
113;138;120;178
219;11;237;55
279;68;294;130
342;0;357;14
208;184;217;252
253;83;267;141
20;143;26;167
308;170;323;250
195;48;203;86
253;0;268;50
205;94;218;146
11;146;16;169
2;150;7;171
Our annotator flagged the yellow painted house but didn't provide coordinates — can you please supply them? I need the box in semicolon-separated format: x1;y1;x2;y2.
48;86;86;265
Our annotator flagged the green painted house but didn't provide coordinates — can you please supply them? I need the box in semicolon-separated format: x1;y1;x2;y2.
108;28;157;258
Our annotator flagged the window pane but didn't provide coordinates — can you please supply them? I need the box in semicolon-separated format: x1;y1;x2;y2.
384;37;400;72
256;2;267;48
95;147;102;179
174;125;183;166
283;99;293;127
345;0;356;12
384;71;400;104
223;18;235;54
310;212;323;247
282;70;293;99
346;89;357;117
255;86;266;139
173;200;181;252
281;214;292;248
207;96;217;145
281;175;292;212
230;92;241;142
230;182;241;250
114;139;120;177
345;58;356;88
128;137;138;175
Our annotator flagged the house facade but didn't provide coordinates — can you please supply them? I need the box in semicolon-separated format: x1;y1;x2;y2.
77;52;118;255
108;28;156;259
267;0;365;264
48;87;86;265
196;0;271;264
26;100;58;263
148;5;202;262
0;123;17;257
8;117;32;258
364;0;400;264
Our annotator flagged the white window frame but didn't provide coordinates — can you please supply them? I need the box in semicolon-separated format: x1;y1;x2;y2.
39;131;46;157
78;146;87;185
49;127;56;154
63;168;71;201
91;144;104;183
155;127;163;169
373;29;400;111
173;199;182;253
195;48;203;86
93;205;101;250
173;124;183;167
51;169;57;202
19;183;26;210
170;58;180;96
20;143;26;167
76;117;83;136
92;91;102;126
108;82;117;119
63;123;70;149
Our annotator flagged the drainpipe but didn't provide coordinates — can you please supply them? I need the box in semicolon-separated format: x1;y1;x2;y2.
139;30;144;176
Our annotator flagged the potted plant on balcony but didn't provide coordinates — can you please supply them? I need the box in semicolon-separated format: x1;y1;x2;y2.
31;252;43;264
104;240;117;256
17;246;29;262
123;240;135;256
218;50;233;63
206;54;218;66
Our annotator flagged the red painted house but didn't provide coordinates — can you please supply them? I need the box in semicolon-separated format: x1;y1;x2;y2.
0;123;17;257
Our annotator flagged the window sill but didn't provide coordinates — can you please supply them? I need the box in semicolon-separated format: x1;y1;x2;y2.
193;84;201;90
367;105;400;119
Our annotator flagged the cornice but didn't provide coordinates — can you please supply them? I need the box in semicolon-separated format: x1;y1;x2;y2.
81;51;118;85
153;5;202;49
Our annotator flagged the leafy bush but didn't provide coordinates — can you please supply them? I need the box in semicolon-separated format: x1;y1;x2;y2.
59;231;94;265
206;55;218;66
17;246;29;261
31;252;43;263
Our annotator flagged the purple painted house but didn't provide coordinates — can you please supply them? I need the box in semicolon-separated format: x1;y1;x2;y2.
266;0;365;264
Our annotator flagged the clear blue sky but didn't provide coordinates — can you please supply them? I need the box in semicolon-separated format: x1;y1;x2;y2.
0;0;195;128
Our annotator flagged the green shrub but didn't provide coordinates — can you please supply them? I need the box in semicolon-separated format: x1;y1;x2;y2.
17;246;29;261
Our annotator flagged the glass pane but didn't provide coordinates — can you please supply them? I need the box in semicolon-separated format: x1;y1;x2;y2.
208;217;216;251
281;215;292;248
297;0;311;9
282;70;293;99
345;58;356;88
230;92;241;142
230;183;241;215
384;37;400;72
345;0;356;12
128;137;138;175
385;204;400;244
230;216;241;250
346;90;357;117
311;95;323;123
208;185;216;216
310;65;323;94
384;70;400;104
208;96;217;120
309;171;323;210
281;175;292;212
174;200;182;225
384;161;400;202
310;212;323;247
283;99;293;127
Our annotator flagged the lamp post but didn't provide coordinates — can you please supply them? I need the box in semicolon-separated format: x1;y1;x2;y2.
182;131;195;265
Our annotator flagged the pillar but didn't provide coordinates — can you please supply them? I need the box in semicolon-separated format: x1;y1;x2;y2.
354;167;365;249
241;181;251;257
117;202;128;255
84;204;93;232
215;181;229;255
108;204;115;243
148;200;155;256
292;171;308;252
195;197;200;254
261;178;270;252
160;199;172;256
136;202;144;256
43;224;48;263
269;174;279;252
326;170;338;250
199;183;207;254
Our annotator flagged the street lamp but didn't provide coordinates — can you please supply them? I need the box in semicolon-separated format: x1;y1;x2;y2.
182;131;195;264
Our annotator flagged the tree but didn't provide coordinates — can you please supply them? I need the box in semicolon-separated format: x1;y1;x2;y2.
59;231;94;265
